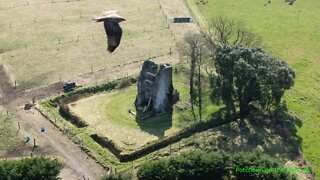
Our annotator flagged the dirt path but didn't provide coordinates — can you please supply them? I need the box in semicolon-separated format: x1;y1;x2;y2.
0;66;107;180
0;0;199;179
0;52;180;180
11;101;107;180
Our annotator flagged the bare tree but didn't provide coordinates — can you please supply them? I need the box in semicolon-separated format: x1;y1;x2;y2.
178;33;207;121
205;16;262;48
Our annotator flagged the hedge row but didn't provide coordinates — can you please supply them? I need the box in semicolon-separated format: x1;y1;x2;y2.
137;150;297;180
51;76;137;104
46;76;137;128
59;103;88;128
91;112;239;162
90;134;122;156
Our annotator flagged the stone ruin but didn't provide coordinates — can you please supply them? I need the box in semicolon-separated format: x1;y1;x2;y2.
135;60;179;114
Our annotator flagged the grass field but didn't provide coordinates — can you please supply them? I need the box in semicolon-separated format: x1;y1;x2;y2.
0;106;25;157
69;72;218;151
186;0;320;176
0;0;175;89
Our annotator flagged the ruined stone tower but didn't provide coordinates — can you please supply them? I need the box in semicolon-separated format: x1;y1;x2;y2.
135;60;179;114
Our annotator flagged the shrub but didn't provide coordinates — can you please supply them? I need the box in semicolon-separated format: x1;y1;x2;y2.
103;171;134;180
137;159;175;180
0;157;63;180
137;150;229;180
137;150;296;180
116;77;136;89
232;151;296;180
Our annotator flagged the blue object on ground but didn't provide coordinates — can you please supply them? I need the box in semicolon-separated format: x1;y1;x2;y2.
40;127;46;132
26;136;30;143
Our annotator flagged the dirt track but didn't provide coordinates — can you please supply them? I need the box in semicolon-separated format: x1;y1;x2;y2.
0;52;179;179
0;65;107;180
0;0;200;178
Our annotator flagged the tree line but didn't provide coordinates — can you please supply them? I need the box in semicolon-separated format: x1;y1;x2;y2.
136;150;296;180
179;16;295;124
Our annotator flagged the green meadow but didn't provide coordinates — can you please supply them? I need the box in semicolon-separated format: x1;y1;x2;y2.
186;0;320;176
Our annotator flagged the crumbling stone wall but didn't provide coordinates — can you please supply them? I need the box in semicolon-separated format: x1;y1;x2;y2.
135;60;178;113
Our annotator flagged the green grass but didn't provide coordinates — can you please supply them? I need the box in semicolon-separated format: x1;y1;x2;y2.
186;0;320;177
39;70;219;171
0;0;175;89
69;71;217;151
0;106;24;157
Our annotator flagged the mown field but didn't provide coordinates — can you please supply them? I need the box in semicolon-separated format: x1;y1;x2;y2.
0;0;175;89
186;0;320;176
68;71;218;151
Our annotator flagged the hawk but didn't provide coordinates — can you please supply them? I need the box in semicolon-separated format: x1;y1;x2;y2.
92;11;126;53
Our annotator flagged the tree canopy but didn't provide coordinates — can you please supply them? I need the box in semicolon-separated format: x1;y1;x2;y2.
211;45;295;118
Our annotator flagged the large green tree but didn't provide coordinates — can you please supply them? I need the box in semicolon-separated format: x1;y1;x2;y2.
211;45;295;120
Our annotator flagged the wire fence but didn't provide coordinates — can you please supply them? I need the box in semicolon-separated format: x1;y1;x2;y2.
0;0;81;11
1;0;177;91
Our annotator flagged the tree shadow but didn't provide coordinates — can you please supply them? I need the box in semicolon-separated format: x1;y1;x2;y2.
208;104;303;160
135;111;173;138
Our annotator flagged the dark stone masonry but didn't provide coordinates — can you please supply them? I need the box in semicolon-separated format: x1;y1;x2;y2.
135;60;179;114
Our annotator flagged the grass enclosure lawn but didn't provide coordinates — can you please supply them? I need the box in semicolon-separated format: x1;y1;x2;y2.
0;0;175;89
186;0;320;176
69;72;218;152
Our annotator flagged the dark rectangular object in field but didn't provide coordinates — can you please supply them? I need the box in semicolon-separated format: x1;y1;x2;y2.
173;17;192;23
